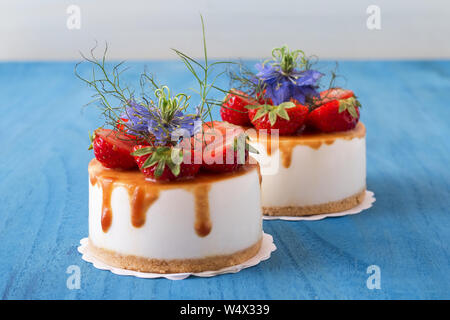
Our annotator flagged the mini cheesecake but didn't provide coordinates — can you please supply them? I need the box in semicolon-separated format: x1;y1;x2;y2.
251;122;366;216
88;159;262;273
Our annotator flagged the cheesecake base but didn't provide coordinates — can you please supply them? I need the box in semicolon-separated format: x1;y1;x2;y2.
263;188;366;217
87;238;262;274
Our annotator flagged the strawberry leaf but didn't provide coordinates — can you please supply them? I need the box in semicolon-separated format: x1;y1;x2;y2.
338;97;359;118
154;160;166;178
268;111;277;126
166;161;181;176
277;108;290;120
278;102;296;109
142;152;159;169
131;147;155;156
252;108;268;121
347;105;358;118
88;131;95;150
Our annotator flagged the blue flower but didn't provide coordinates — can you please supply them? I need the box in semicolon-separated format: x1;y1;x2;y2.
121;100;155;132
148;110;201;145
121;98;200;145
255;63;323;105
120;86;202;145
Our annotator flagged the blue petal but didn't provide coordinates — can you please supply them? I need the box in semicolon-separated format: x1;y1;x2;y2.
255;63;280;84
293;70;323;86
291;85;319;104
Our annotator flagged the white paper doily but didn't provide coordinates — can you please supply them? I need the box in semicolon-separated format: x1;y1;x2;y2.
78;232;276;280
263;190;375;221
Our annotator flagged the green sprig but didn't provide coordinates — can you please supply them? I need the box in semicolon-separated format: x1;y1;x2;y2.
172;15;235;124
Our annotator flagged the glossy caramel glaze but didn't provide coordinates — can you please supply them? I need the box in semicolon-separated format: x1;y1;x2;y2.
89;159;259;236
253;122;366;168
193;185;212;237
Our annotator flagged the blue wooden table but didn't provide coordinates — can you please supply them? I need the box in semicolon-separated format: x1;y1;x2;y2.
0;60;449;300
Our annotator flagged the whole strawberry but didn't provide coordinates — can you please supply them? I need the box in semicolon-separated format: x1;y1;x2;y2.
91;128;139;169
132;145;201;181
247;101;309;135
307;88;360;132
220;89;256;126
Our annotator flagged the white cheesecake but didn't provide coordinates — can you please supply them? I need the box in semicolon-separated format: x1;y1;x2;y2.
251;122;366;216
88;159;262;273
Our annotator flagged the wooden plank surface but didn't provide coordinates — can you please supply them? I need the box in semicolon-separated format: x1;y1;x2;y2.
0;60;449;299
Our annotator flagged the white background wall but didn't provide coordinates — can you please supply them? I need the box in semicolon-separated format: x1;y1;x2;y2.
1;0;449;60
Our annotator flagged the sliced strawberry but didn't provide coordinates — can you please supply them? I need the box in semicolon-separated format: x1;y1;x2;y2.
92;128;140;169
201;121;243;136
192;121;252;173
247;101;309;135
316;88;354;105
220;89;257;126
307;92;360;132
202;133;249;173
132;145;201;181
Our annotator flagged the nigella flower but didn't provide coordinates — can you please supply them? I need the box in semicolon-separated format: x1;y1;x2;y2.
255;64;323;105
121;99;155;132
148;110;201;145
254;46;323;105
121;87;201;145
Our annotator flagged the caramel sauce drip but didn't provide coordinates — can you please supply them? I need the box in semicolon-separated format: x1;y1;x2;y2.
255;122;366;168
128;186;160;228
89;159;258;235
99;178;114;232
193;185;212;237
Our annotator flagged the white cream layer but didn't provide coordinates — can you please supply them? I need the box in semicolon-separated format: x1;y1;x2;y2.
252;136;366;207
89;168;262;260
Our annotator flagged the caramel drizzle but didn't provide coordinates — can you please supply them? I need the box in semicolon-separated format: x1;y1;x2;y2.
193;185;212;237
257;122;366;168
99;179;114;232
128;186;160;228
89;160;257;236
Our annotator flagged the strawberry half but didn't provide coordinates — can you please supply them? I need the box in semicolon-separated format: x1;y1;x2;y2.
132;145;201;181
197;121;255;173
247;101;309;135
307;88;361;132
91;128;140;169
220;89;256;126
317;88;355;105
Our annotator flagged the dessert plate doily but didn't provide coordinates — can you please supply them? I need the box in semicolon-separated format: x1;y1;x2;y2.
263;190;375;221
78;232;276;280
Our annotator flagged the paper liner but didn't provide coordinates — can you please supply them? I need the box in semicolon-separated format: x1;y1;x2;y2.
78;232;276;280
263;190;375;221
